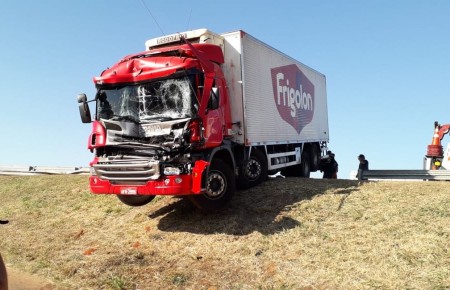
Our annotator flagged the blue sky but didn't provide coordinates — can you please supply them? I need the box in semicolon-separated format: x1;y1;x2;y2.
1;1;449;178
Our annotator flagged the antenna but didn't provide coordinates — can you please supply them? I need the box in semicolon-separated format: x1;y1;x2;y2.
139;0;165;35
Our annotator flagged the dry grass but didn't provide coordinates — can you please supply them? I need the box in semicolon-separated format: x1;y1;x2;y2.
1;175;450;289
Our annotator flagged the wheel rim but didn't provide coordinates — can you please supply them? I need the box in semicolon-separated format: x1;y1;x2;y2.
206;171;226;199
245;159;262;180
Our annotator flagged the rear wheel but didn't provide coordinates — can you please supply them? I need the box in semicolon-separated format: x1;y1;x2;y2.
117;195;155;207
189;159;235;211
310;144;321;172
300;150;311;178
281;150;311;178
238;149;268;189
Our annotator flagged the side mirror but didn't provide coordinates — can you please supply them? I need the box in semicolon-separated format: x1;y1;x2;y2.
77;93;88;103
77;94;92;123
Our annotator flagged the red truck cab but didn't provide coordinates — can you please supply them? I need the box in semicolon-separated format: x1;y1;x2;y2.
77;31;236;210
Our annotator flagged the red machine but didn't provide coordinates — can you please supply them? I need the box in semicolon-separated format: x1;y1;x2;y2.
425;121;450;169
77;29;329;210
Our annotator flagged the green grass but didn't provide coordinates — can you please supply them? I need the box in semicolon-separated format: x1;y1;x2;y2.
106;274;133;290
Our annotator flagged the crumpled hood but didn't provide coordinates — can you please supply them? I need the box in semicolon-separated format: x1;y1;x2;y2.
102;118;190;150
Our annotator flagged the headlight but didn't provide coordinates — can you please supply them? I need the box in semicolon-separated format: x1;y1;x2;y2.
164;166;181;175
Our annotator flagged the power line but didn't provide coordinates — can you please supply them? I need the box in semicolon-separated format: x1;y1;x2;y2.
139;0;165;36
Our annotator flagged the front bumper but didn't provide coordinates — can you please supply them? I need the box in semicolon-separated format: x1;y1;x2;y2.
90;174;193;195
89;160;209;196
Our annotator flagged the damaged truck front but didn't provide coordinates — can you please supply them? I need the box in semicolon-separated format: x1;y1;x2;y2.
78;35;235;210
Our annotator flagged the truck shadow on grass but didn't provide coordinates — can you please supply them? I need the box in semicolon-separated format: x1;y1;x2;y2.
149;178;359;236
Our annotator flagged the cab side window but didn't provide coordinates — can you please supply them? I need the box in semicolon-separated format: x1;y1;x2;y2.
208;80;220;110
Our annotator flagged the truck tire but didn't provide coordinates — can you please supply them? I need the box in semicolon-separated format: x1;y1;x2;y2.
310;144;321;172
238;149;268;189
300;150;311;178
117;195;155;207
189;159;235;211
282;150;311;178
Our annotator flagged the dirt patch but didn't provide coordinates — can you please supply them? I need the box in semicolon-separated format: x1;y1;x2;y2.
7;267;57;290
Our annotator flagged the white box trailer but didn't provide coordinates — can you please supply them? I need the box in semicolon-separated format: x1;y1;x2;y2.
146;29;329;173
221;30;329;146
145;29;329;147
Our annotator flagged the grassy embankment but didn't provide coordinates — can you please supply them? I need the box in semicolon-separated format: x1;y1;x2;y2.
0;175;449;289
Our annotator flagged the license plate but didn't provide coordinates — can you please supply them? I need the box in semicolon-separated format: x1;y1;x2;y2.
120;188;137;195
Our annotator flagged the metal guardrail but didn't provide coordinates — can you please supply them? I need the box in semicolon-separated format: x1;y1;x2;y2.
358;169;450;181
0;165;90;176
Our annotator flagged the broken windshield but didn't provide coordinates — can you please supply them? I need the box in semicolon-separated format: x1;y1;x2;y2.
96;75;199;122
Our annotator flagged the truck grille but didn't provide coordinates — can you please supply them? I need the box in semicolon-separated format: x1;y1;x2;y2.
93;158;160;184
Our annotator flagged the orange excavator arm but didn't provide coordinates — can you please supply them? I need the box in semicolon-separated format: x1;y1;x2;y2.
435;121;450;141
427;121;450;157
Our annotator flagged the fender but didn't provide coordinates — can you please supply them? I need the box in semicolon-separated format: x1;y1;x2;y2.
192;140;236;183
206;141;236;169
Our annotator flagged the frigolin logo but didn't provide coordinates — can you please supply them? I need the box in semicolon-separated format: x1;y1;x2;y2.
271;64;315;134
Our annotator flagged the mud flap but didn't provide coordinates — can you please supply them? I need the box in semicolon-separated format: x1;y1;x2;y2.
191;160;210;194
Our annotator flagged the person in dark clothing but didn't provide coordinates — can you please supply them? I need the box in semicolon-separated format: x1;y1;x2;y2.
0;253;7;290
0;219;8;290
320;151;338;179
358;154;369;170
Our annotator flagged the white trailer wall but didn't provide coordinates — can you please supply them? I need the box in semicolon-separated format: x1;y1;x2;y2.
222;31;329;146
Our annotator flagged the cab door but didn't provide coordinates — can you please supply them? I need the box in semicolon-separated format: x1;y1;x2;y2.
203;79;225;148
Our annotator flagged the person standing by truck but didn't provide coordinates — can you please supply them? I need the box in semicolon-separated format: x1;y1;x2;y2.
358;154;369;170
320;151;338;179
357;154;369;179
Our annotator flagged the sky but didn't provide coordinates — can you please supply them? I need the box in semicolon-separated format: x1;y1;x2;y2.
1;0;449;179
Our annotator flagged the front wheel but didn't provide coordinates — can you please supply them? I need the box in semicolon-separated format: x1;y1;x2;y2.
189;159;235;211
117;195;155;207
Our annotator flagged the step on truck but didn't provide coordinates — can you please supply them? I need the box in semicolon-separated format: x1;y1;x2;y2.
77;29;329;210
